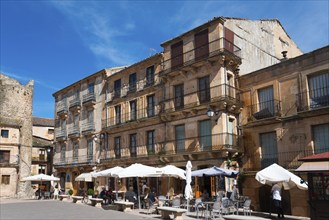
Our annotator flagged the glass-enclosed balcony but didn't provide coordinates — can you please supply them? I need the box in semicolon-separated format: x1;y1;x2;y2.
67;125;80;138
56;102;68;117
55;128;67;141
82;92;96;105
69;97;81;111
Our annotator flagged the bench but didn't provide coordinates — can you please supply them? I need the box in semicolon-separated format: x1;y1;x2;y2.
58;195;70;201
71;196;84;203
89;198;103;207
157;206;187;220
114;201;134;212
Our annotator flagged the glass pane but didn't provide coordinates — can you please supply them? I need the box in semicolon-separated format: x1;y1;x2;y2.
260;132;278;168
313;123;329;154
175;125;185;152
308;73;329;109
199;120;212;151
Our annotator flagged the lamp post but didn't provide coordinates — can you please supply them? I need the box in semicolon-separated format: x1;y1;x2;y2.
207;107;222;118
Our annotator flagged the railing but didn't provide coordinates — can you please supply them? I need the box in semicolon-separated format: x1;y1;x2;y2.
107;75;161;102
247;99;281;120
69;98;81;109
57;102;68;113
161;84;240;113
297;87;329;112
55;128;67;139
102;133;238;160
102;106;160;128
161;37;241;75
68;125;80;136
82;92;96;104
53;154;97;166
244;148;329;171
81;122;95;132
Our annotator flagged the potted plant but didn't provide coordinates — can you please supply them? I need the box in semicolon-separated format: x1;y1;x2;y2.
87;188;94;200
68;189;73;196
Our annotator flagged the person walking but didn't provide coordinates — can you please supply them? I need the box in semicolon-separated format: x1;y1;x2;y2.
271;183;284;219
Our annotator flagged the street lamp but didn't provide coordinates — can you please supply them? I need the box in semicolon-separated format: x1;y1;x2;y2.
207;107;222;118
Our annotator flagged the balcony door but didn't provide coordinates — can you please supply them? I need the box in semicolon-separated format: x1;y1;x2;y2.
308;72;329;109
312;123;329;154
224;27;234;53
129;73;137;92
198;76;210;103
174;84;184;109
115;105;121;124
114;79;121;97
73;142;79;163
87;139;93;161
260;132;278;168
171;40;183;69
195;29;209;60
88;82;94;94
199;120;212;151
130;134;137;157
115;137;121;159
255;86;274;119
147;95;155;117
130;100;137;121
175;125;185;153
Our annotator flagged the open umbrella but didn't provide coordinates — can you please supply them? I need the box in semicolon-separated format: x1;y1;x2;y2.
184;161;193;212
75;172;94;182
22;174;60;198
192;166;239;177
255;163;308;190
92;166;124;177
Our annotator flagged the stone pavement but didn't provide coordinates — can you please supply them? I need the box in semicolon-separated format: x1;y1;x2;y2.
0;198;310;220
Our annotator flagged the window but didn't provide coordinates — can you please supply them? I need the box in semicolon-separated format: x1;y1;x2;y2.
39;149;45;161
129;73;137;92
174;84;184;109
130;134;137;157
195;29;209;60
260;132;278;168
146;66;155;86
0;150;10;163
39;165;46;174
47;129;54;135
227;117;235;147
87;110;93;123
87;139;93;161
199;120;212;151
115;105;121;124
1;130;9;138
147;95;155;117
254;86;274;119
115;137;121;159
308;72;329;109
60;145;66;162
73;142;79;162
1;175;10;185
147;130;155;154
88;82;94;94
114;79;121;97
171;41;183;69
198;76;210;103
130;100;137;121
312;123;329;154
175;125;185;152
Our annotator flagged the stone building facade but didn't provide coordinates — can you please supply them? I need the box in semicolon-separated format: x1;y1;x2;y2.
52;16;303;198
0;74;34;198
239;46;329;216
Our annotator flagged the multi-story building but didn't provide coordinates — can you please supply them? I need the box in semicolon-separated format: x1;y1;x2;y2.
52;67;124;193
0;74;34;198
52;16;302;197
31;117;54;190
239;46;329;216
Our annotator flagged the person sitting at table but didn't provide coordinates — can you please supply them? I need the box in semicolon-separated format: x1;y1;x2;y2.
125;186;137;207
99;187;107;204
201;189;210;201
145;187;158;206
106;188;113;204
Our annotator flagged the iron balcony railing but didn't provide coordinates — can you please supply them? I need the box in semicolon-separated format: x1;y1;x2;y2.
82;92;96;104
161;37;241;75
297;86;329;112
56;101;68;114
161;84;240;113
102;106;160;128
102;133;238;160
53;154;97;166
247;99;281;121
81;122;95;132
107;75;161;102
69;98;81;109
67;125;80;136
243;148;329;171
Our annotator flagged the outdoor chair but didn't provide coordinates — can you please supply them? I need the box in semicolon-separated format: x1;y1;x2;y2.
158;195;168;207
172;197;181;208
194;198;205;219
221;197;236;215
242;199;252;216
211;201;222;219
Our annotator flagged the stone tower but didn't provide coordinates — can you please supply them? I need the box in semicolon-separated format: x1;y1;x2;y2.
0;74;34;198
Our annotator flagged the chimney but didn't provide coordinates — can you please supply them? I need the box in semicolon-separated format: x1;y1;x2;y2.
281;51;288;61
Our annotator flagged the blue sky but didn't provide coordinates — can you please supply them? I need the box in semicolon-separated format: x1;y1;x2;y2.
1;0;328;119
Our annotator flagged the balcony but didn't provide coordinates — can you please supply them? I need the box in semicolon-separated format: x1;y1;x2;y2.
56;102;68;118
161;37;241;77
243;148;329;171
102;106;160;129
53;154;97;167
160;84;241;116
81;122;95;135
82;92;96;107
55;128;67;141
247;99;281;122
297;87;329;113
69;98;81;113
107;77;161;102
67;125;80;139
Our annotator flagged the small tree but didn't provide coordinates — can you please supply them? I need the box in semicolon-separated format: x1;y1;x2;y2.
68;189;73;196
87;188;94;196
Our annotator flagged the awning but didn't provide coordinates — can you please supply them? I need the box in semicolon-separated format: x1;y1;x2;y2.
75;172;93;182
296;161;329;172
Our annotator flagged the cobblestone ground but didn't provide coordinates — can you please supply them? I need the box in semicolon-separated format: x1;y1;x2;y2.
0;198;158;220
